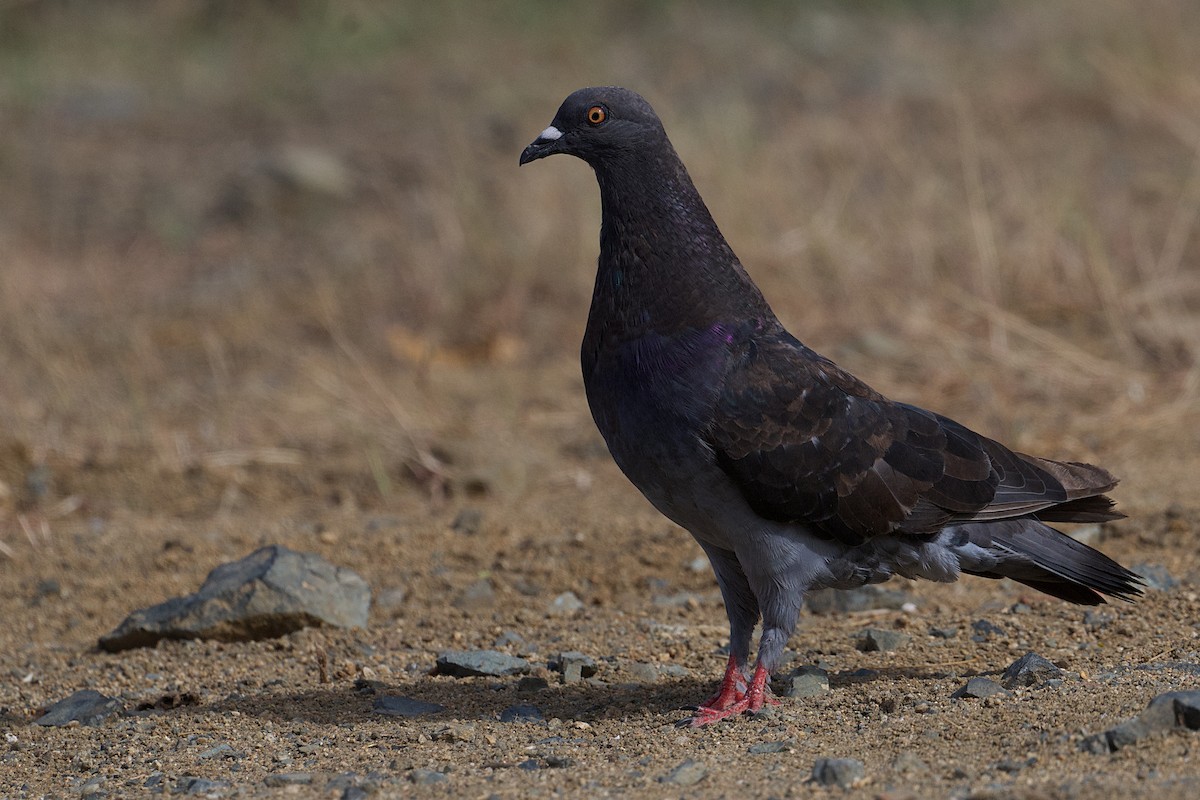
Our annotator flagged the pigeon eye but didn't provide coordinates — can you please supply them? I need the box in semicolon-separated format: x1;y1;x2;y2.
587;106;607;125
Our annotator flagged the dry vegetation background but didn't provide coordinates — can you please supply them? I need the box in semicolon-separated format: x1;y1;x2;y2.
1;0;1199;797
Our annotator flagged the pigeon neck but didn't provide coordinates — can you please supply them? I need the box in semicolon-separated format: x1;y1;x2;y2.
590;147;773;335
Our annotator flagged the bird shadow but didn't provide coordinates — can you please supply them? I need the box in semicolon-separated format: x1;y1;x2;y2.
160;676;720;727
143;666;992;728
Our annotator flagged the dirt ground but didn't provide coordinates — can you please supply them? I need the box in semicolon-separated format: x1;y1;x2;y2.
2;2;1200;798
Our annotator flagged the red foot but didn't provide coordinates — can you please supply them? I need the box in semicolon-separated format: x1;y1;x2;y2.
690;661;779;727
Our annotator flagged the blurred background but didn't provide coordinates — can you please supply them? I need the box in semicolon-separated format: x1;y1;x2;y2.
1;0;1198;528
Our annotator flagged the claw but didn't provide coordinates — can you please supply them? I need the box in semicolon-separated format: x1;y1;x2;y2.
689;661;776;726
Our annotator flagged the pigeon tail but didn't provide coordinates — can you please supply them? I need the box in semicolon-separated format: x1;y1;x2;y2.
956;519;1143;604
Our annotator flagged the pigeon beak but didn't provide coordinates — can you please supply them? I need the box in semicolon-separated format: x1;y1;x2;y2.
519;125;565;165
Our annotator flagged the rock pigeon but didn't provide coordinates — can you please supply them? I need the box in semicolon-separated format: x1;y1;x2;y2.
520;87;1142;726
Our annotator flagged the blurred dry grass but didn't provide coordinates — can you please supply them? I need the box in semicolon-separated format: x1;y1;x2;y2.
1;0;1198;527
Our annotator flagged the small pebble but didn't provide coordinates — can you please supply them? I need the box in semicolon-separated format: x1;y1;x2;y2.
810;757;865;788
951;677;1008;700
856;628;911;652
372;695;446;717
748;740;793;754
434;649;530;678
660;758;707;786
783;665;830;698
499;704;544;723
1001;652;1062;689
407;768;447;784
549;591;584;615
971;619;1005;642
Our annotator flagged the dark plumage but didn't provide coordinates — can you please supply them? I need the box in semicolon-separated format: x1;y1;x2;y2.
520;87;1142;725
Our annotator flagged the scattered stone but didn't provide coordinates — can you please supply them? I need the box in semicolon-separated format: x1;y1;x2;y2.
807;585;913;614
452;578;495;611
952;677;1008;700
407;768;447;784
1001;653;1062;689
970;619;1005;642
628;662;661;683
550;651;599;683
264;773;313;786
545;755;576;768
34;690;123;727
431;723;476;743
197;742;236;760
99;545;370;651
660;758;707;786
494;630;525;648
653;591;704;608
893;751;927;774
782;665;830;698
518;676;550;692
1009;602;1032;614
177;777;232;795
856;628;911;652
929;626;959;639
434;649;530;678
549;591;584;615
375;587;407;611
499;704;544;723
689;556;709;572
1082;690;1200;754
1133;563;1177;592
748;740;793;754
517;759;540;771
450;508;483;535
372;695;445;718
810;757;865;788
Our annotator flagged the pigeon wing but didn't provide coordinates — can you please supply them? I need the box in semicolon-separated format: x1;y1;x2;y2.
707;330;958;543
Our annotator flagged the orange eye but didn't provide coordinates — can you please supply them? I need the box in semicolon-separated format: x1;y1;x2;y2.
587;106;607;125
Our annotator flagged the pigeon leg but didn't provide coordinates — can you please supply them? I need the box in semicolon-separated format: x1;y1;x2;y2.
697;653;748;711
694;544;759;708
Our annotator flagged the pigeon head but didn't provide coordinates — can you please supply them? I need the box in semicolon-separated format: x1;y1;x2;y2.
519;86;666;168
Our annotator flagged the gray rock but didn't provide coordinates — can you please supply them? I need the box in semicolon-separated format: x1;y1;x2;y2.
748;740;793;754
434;649;530;678
450;508;483;535
197;742;235;760
407;769;447;784
971;619;1005;641
1083;690;1200;753
952;677;1008;699
893;751;927;774
550;651;598;683
929;626;959;639
627;662;661;683
499;703;544;723
660;759;707;786
1133;563;1177;591
810;757;865;788
856;628;911;652
178;777;232;796
264;773;313;786
372;695;446;717
1001;653;1062;689
494;630;525;648
783;665;830;698
452;578;495;611
550;591;584;615
34;690;123;726
807;585;913;614
99;545;370;651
